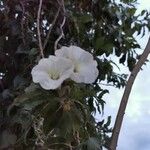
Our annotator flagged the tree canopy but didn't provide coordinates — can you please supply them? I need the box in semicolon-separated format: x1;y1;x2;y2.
0;0;149;149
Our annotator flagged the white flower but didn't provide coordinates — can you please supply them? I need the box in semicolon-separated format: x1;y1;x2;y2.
31;56;74;90
55;46;99;83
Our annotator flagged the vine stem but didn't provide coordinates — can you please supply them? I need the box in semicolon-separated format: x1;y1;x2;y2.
54;16;66;51
37;0;44;58
109;37;150;150
43;6;61;50
54;0;66;51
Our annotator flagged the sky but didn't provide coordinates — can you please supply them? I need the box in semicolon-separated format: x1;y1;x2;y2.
101;1;150;150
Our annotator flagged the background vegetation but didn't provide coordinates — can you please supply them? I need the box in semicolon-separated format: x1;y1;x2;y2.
0;0;149;149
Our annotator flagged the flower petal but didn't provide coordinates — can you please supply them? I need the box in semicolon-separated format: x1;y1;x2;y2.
71;61;99;83
31;56;74;90
55;46;99;83
55;46;94;62
48;56;74;76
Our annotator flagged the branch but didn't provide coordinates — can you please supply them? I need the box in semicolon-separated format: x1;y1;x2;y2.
109;37;150;150
54;0;66;51
37;0;44;58
43;6;61;50
54;16;66;51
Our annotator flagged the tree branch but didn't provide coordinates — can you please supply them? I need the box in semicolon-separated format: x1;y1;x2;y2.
54;16;66;51
54;0;66;51
109;37;150;150
37;0;44;58
43;6;61;50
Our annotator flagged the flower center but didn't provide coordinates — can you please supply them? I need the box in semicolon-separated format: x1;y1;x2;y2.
48;71;60;80
74;67;78;73
74;63;80;73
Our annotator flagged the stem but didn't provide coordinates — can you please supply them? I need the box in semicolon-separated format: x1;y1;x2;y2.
37;0;44;58
43;6;61;50
54;0;66;51
109;37;150;150
54;16;66;51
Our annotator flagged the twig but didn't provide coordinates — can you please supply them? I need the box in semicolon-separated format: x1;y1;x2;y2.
33;117;46;147
37;0;44;58
54;16;66;51
75;131;80;145
43;6;61;50
73;17;80;44
109;37;150;150
54;0;66;51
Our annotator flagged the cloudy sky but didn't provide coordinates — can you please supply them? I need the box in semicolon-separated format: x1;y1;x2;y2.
101;1;150;149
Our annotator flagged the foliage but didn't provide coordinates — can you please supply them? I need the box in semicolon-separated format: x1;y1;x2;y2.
0;0;149;149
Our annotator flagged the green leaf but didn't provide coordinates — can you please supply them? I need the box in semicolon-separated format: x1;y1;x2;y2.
43;98;62;133
29;48;38;56
13;75;27;89
98;90;109;99
104;116;111;128
24;83;39;94
79;14;93;23
8;89;54;114
95;37;105;50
